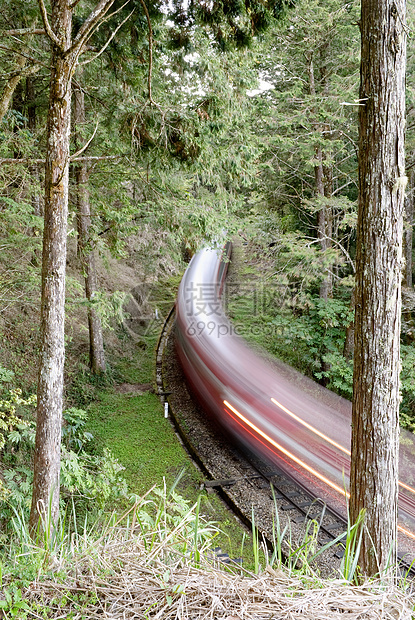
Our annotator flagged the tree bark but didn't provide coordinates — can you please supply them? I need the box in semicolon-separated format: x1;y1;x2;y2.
404;168;413;287
30;0;74;534
350;0;406;577
0;54;27;125
29;0;117;534
30;0;117;535
73;81;106;374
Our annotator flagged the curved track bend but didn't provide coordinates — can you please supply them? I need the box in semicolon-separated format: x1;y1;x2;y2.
172;243;415;567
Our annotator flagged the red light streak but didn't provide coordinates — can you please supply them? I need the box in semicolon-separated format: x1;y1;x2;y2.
225;399;415;543
271;397;350;455
223;400;349;498
271;396;415;501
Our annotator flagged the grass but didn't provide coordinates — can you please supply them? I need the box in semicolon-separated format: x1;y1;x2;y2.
87;389;193;493
84;327;197;492
6;491;414;619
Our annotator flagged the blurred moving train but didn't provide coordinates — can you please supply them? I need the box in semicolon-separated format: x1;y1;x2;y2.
175;243;415;551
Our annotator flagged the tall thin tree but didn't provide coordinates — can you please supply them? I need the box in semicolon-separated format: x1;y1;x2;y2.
30;0;119;534
350;0;406;576
73;79;106;374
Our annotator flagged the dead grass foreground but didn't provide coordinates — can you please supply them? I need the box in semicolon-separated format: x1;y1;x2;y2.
24;535;415;619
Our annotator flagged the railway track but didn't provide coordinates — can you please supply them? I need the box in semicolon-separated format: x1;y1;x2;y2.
156;307;350;574
156;304;415;579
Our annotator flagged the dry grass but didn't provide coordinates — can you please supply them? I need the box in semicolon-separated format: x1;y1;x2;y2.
25;533;415;619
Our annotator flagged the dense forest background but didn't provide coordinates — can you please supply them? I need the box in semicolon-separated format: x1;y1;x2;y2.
0;0;414;530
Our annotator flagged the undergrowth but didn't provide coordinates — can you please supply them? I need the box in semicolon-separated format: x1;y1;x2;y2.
0;481;412;618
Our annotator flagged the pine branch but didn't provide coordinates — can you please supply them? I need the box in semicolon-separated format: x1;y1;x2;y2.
70;122;99;159
137;0;158;107
0;155;127;166
72;0;118;50
80;8;134;66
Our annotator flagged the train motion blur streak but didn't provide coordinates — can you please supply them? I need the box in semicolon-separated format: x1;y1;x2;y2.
175;244;415;551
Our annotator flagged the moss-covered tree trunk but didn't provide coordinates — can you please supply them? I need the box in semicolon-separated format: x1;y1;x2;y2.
30;0;117;534
0;54;28;125
350;0;406;576
30;0;73;533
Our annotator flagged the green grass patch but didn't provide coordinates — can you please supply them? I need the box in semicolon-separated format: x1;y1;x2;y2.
87;389;195;494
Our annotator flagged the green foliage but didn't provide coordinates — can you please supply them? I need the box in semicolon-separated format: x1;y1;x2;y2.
169;0;294;51
319;351;353;398
0;194;42;316
132;479;218;558
0;583;30;618
0;381;35;504
61;407;93;451
266;295;353;394
0;371;128;527
0;389;34;452
73;291;128;331
251;506;260;573
400;345;415;431
248;0;360;269
276;234;344;301
0;366;14;384
60;447;128;505
340;508;365;583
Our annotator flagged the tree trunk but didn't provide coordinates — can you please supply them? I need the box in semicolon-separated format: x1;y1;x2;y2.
0;54;27;125
404;168;413;287
350;0;406;577
29;1;73;534
29;0;117;535
26;76;42;219
73;82;106;374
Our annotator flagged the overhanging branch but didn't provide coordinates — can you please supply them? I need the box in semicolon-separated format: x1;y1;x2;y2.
70;122;99;159
79;8;135;66
72;0;118;50
0;45;49;69
138;0;156;105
